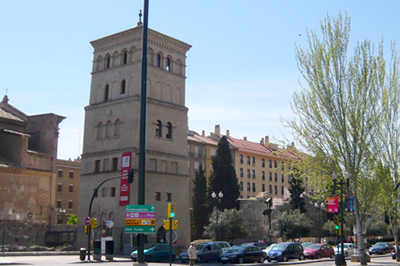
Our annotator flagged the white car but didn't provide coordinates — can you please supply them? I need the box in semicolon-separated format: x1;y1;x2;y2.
334;243;355;257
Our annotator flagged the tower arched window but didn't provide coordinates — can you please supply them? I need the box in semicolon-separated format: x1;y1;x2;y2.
166;122;172;139
104;84;109;102
105;54;111;69
156;54;162;68
114;119;121;136
155;120;162;137
106;120;112;137
97;122;103;139
120;79;126;94
166;57;171;71
123;50;128;65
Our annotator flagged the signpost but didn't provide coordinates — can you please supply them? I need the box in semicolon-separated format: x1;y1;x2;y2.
85;217;91;226
125;205;156;234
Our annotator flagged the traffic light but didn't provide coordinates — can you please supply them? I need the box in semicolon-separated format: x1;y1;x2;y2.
172;220;178;230
84;226;89;234
163;219;170;230
91;218;98;229
168;203;176;218
128;169;134;183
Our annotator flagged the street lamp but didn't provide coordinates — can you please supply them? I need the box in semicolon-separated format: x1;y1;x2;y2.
263;198;273;244
314;202;325;243
211;191;223;241
332;171;350;266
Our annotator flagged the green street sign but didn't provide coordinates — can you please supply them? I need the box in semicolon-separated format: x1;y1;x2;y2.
126;205;156;212
125;226;156;233
125;205;156;234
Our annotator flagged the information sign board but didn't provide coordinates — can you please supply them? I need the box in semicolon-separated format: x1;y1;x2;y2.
125;205;156;234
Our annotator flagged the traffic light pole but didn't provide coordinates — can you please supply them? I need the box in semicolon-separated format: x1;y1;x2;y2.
169;217;173;266
86;174;128;260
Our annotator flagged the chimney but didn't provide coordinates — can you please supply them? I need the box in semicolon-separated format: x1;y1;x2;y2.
265;135;269;143
226;130;230;137
202;130;205;137
260;138;264;144
215;125;220;136
243;136;247;141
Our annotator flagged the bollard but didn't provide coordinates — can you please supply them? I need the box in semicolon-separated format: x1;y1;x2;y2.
80;248;86;261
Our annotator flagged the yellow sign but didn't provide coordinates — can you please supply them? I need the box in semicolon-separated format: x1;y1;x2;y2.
125;219;155;226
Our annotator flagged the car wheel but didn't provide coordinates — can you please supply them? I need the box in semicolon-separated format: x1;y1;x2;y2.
330;253;335;259
239;257;244;264
299;254;304;261
317;254;321;259
283;255;288;262
267;259;271;262
196;256;202;263
259;256;265;263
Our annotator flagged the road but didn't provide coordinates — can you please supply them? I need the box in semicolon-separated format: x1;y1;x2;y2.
0;254;398;266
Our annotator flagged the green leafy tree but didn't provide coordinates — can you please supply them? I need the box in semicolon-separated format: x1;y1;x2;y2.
203;208;249;243
208;136;240;210
272;209;313;242
286;12;393;264
67;214;78;225
191;164;209;239
288;169;306;213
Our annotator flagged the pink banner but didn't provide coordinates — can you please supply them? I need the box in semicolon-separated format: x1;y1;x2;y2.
119;152;131;206
328;197;338;213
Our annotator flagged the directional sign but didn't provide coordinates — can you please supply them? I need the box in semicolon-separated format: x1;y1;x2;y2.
85;217;91;226
125;205;156;234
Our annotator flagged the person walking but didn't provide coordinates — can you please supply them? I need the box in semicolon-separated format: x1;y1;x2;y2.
188;242;197;266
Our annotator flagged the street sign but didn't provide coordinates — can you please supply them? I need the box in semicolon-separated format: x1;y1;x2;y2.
394;198;400;202
125;205;156;234
166;231;177;243
85;217;91;226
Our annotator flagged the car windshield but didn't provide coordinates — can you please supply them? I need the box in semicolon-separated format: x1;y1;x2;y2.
307;244;322;250
272;243;290;250
374;243;385;247
227;246;246;252
195;244;206;250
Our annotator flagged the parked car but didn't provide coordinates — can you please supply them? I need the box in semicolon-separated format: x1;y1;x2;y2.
303;243;334;259
264;243;276;253
369;242;394;255
220;244;266;264
203;241;231;251
245;242;268;250
334;243;355;257
131;244;175;262
392;248;396;260
267;242;305;262
301;242;317;249
180;243;222;263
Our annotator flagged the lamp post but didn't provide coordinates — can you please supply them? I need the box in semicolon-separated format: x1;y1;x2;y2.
332;172;350;266
211;191;223;241
314;202;325;243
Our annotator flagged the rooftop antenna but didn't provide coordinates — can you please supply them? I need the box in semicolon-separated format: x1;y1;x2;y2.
137;10;143;26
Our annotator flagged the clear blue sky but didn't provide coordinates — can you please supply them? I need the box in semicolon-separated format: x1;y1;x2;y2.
1;1;399;160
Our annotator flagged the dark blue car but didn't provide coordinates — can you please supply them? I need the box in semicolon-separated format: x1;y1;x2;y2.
267;242;304;262
220;244;266;264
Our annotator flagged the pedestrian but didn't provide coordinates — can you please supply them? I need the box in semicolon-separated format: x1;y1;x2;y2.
188;242;197;266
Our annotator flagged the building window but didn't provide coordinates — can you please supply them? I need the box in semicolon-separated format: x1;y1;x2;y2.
274;173;278;182
166;57;171;71
262;184;265;192
111;187;116;197
247;182;250;192
102;188;107;197
57;184;62;192
252;183;256;192
114;119;121;136
247;169;250;178
155;192;161;201
281;162;284;171
69;185;74;193
105;54;111;69
112;157;118;171
121;79;126;94
275;185;278;195
187;146;190;156
281;186;284;195
123;50;128;65
281;174;284;183
240;168;243;177
103;158;109;172
57;200;62;209
166;193;172;201
95;160;101;172
252;169;256;179
194;146;199;157
262;171;265;180
252;156;256;166
104;84;109;102
58;170;63;177
166;122;172;139
262;158;265;167
68;201;73;210
69;172;74;179
274;160;277;168
269;172;272;181
240;154;243;164
269;185;273;194
269;160;272;168
105;121;112;137
155;120;162;137
247;156;250;165
240;181;243;191
156;54;162;68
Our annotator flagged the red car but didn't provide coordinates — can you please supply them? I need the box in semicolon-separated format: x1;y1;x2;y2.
303;243;334;259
